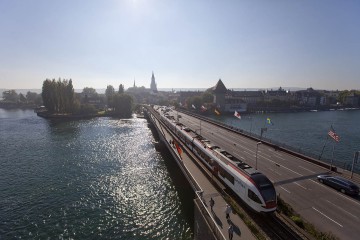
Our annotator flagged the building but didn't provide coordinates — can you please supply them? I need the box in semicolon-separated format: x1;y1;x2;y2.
210;79;248;113
150;72;158;93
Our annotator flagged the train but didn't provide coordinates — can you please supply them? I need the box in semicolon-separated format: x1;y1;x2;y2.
155;106;277;213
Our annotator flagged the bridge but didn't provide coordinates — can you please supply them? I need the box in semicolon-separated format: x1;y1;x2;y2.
176;109;360;239
147;107;345;239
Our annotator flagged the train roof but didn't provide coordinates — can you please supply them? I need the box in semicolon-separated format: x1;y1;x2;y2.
160;108;260;177
212;148;259;176
250;173;273;189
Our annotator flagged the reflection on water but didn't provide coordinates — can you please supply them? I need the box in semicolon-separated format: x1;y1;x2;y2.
0;109;192;239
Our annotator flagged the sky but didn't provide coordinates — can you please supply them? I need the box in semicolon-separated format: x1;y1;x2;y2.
0;0;359;91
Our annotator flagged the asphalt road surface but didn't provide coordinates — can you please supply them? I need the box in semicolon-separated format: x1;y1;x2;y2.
173;110;360;240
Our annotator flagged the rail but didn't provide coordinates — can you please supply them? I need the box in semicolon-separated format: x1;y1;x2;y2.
146;106;226;240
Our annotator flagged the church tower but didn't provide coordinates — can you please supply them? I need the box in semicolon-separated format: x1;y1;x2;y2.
212;79;227;111
150;71;158;92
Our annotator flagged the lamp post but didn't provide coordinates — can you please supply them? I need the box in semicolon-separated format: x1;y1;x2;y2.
255;142;262;170
351;151;360;179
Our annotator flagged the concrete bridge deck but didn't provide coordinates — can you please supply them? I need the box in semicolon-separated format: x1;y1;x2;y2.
148;110;256;240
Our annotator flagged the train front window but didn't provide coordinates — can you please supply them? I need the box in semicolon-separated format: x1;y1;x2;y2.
248;189;262;204
260;187;276;202
251;173;277;202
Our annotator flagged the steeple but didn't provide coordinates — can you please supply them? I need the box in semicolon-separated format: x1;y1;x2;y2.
133;78;136;88
150;71;157;92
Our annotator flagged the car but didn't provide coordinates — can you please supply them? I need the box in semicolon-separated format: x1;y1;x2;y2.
317;175;360;196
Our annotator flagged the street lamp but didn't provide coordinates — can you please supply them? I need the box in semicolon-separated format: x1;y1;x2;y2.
255;142;262;170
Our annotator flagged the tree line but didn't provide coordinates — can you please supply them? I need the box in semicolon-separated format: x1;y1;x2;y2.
40;79;133;117
1;90;42;105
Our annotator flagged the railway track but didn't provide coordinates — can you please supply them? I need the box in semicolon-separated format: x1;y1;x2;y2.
148;106;307;239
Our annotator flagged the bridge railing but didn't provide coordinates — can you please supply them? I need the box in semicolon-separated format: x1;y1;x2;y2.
146;106;227;240
177;109;360;174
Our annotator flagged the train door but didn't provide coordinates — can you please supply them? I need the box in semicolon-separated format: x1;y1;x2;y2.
234;178;246;200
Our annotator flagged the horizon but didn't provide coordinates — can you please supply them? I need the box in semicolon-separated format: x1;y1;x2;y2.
1;1;359;90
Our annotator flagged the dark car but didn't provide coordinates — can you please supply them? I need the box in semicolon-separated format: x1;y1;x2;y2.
317;175;360;196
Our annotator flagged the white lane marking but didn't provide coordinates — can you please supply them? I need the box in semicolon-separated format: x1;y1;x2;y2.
294;182;307;190
258;155;303;176
310;180;360;207
298;165;316;173
325;200;359;220
243;151;253;156
268;168;282;176
312;207;343;228
280;186;291;193
273;151;283;157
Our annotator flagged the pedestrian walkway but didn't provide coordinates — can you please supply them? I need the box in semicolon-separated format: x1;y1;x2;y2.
152;116;256;240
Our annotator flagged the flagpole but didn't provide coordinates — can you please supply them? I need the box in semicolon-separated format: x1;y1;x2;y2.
330;141;335;172
318;136;329;160
249;116;253;136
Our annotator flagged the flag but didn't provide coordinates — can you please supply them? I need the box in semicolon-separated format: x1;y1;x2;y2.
267;117;274;125
175;142;182;156
201;105;207;112
192;104;196;109
328;126;340;142
214;109;220;115
234;110;241;119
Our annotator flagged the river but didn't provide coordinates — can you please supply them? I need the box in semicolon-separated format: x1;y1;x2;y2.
0;109;193;239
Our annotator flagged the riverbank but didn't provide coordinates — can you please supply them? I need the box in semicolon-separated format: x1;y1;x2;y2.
0;101;36;109
36;111;141;120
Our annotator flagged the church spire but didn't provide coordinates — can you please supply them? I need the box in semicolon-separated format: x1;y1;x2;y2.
150;71;157;92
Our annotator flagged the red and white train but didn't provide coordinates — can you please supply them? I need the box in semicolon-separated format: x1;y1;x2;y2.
156;106;277;213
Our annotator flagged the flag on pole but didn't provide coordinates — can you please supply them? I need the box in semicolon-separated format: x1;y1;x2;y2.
174;142;182;156
214;109;220;115
267;117;274;125
234;110;241;119
192;104;196;109
328;125;340;142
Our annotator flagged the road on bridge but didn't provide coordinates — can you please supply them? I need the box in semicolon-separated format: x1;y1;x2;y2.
174;110;360;240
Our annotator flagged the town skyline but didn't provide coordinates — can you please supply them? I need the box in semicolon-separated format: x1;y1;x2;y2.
1;0;359;90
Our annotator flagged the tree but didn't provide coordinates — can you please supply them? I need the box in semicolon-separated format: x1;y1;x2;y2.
26;91;38;103
202;91;214;103
19;93;26;103
2;90;19;102
41;78;75;113
82;87;97;97
105;85;115;108
113;93;133;117
118;84;124;94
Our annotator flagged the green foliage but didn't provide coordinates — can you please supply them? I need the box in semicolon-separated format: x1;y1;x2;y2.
76;104;98;115
26;91;41;104
2;90;19;102
82;87;98;96
118;84;124;94
19;93;26;102
202;91;214;103
290;216;304;228
112;93;133;117
41;78;75;113
186;95;202;109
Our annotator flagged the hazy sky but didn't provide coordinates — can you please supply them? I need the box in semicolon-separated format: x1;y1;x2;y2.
0;0;359;90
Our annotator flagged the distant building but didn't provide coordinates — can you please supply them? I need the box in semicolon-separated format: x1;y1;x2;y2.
211;79;227;111
210;79;248;113
295;88;321;107
344;93;359;107
150;72;158;93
